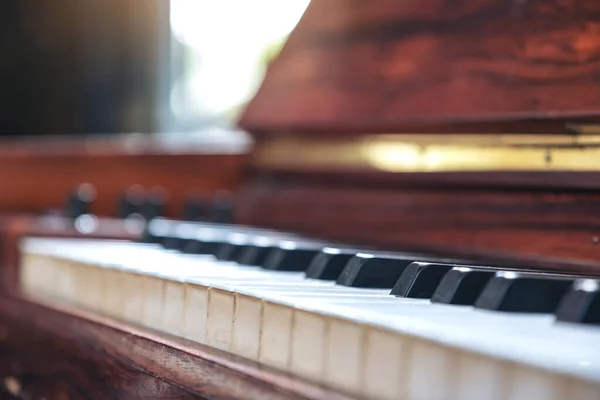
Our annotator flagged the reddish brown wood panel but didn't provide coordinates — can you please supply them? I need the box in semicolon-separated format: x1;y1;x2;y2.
0;151;246;218
239;0;600;134
254;168;600;190
0;294;350;400
237;176;600;274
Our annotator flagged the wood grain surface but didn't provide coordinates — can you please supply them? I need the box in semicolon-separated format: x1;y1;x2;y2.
0;294;352;400
239;0;600;134
237;170;600;274
0;137;246;218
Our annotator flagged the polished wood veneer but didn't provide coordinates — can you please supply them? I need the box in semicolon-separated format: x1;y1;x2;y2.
0;136;246;218
240;0;600;134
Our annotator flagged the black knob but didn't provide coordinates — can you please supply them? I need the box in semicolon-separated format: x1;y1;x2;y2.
118;185;146;219
211;191;234;224
141;187;167;221
66;183;96;220
182;194;208;222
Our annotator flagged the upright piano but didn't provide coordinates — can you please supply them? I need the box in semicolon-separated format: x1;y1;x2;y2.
2;1;600;399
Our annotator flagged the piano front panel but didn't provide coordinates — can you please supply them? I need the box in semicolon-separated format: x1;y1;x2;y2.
237;182;600;271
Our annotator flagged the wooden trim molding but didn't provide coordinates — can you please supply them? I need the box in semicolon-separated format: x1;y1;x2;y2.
254;133;600;173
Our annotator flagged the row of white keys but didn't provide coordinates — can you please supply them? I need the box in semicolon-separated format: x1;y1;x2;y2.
295;299;600;400
22;240;393;366
20;239;600;400
179;255;600;400
146;257;526;397
21;239;341;329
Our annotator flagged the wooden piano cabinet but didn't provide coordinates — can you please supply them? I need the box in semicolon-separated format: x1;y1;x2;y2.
235;0;600;276
0;294;349;400
0;137;247;218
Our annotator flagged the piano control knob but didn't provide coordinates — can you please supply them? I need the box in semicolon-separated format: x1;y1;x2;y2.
211;191;234;224
66;183;96;220
142;186;167;221
182;194;208;222
118;185;146;219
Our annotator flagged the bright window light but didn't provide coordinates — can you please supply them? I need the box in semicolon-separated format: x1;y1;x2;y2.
169;0;310;126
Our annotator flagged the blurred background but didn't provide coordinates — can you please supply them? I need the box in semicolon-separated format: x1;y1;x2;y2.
0;0;310;139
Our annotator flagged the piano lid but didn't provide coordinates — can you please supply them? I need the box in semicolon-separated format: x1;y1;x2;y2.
238;0;600;135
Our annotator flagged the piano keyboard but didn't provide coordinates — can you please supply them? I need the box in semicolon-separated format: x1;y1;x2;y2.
18;219;600;400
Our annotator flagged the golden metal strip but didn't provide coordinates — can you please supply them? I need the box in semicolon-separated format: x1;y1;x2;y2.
253;134;600;172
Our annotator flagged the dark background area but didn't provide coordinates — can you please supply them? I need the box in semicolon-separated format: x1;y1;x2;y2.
0;0;170;136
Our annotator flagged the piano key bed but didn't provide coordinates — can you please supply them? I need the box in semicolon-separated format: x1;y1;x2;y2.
18;220;600;400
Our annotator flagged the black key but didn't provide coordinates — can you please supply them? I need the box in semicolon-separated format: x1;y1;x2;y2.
431;266;497;305
163;236;183;250
236;231;317;266
118;185;145;219
184;238;225;256
163;235;195;252
142;217;170;245
182;227;228;256
555;279;600;325
237;243;274;266
262;241;323;272
305;247;357;280
475;272;575;313
160;222;197;251
262;241;323;271
66;183;96;220
216;233;249;261
391;263;455;298
336;253;416;288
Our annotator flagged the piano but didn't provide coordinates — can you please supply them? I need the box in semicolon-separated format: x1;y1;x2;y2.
2;0;600;399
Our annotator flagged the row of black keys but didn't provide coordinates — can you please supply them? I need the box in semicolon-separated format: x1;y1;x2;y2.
146;225;600;326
